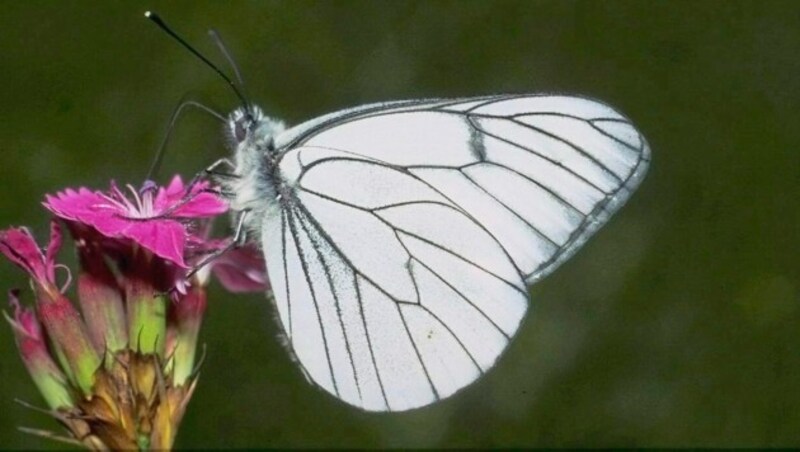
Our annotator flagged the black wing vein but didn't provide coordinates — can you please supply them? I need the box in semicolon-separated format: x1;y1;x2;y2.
353;273;390;409
298;189;524;294
285;207;340;398
293;207;363;403
395;303;440;401
290;190;513;347
466;116;610;194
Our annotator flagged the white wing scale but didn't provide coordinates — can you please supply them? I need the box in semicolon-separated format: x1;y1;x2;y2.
261;94;650;411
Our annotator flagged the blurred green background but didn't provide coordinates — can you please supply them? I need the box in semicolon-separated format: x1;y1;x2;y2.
1;0;798;448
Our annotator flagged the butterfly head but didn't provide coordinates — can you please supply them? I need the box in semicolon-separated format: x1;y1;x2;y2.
227;105;285;155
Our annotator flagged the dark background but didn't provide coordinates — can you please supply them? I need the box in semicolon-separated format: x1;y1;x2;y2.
0;0;798;448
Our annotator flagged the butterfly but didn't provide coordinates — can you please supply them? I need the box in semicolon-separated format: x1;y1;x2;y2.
147;13;651;412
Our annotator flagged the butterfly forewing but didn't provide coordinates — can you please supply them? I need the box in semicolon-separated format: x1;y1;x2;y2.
263;94;650;411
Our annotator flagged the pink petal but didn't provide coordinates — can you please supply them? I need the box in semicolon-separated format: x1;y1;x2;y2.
156;176;228;218
44;184;188;267
6;289;41;340
43;176;228;269
166;174;185;193
211;244;269;293
43;188;111;224
156;175;187;207
84;213;132;238
121;220;188;268
0;227;49;283
44;220;63;282
172;191;228;218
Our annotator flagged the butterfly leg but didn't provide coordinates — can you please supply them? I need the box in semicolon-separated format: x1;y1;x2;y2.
184;157;236;187
150;158;239;220
184;209;250;281
182;157;240;196
202;158;239;180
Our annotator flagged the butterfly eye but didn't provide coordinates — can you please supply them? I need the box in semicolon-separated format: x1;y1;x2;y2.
234;118;248;142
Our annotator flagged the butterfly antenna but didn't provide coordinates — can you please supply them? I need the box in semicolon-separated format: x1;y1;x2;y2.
208;29;246;90
145;11;250;114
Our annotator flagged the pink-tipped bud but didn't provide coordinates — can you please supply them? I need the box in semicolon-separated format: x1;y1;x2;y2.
0;222;63;300
4;290;73;409
37;293;101;396
0;222;100;395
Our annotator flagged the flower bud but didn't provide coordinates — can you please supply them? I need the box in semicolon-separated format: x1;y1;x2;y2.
124;250;166;357
0;222;100;395
170;284;207;385
37;293;101;395
4;290;73;409
76;239;128;358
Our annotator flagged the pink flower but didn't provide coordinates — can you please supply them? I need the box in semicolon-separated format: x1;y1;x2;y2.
44;176;228;268
1;173;266;448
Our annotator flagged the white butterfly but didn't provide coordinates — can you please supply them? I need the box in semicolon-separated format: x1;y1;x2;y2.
222;95;650;412
145;12;650;413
